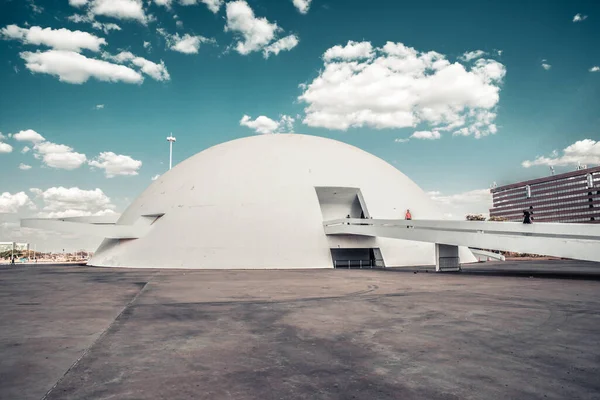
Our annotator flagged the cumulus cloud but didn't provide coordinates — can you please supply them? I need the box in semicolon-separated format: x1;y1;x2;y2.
428;188;492;220
69;0;89;7
522;139;600;168
298;41;506;138
20;50;143;84
225;1;280;55
12;129;45;143
90;0;149;23
33;141;87;170
0;142;13;153
103;51;170;81
95;104;104;109
573;13;587;22
28;0;44;14
451;110;497;139
21;146;31;154
151;174;160;181
158;29;213;54
67;14;121;34
590;66;599;72
11;129;87;170
394;138;409;143
19;163;32;170
240;114;295;134
292;0;312;14
0;192;35;213
0;132;12;152
1;25;107;52
460;50;486;62
323;40;374;61
153;0;172;7
180;0;223;13
411;130;441;140
263;34;298;58
541;61;551;70
31;186;116;218
88;151;142;177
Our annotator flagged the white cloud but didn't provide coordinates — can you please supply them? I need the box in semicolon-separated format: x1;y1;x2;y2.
31;186;115;218
240;114;295;134
292;0;312;14
522;139;600;168
460;50;486;62
67;14;122;34
28;0;44;14
153;0;172;7
201;0;223;13
263;34;299;58
0;192;35;213
12;129;45;143
279;115;295;132
12;129;87;170
151;174;160;180
20;50;143;84
428;188;492;220
411;130;441;140
180;0;223;13
95;104;104;109
573;13;588;22
1;25;106;52
69;0;89;7
240;115;278;134
33;141;87;170
225;1;280;55
323;40;373;61
541;62;551;70
451;110;497;139
590;66;600;72
0;142;13;153
299;41;506;138
88;151;142;177
91;21;121;33
90;0;149;23
394;138;409;143
103;51;170;81
158;30;213;54
171;34;207;54
143;41;151;51
19;163;32;170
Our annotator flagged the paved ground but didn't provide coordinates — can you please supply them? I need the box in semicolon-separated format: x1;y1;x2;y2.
1;261;600;400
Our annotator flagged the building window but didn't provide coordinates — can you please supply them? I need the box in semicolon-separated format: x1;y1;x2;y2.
525;185;531;199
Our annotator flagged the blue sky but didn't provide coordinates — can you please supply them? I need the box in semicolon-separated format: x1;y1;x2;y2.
0;0;599;249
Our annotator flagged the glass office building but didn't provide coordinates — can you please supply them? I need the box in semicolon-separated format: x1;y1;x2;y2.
490;166;600;223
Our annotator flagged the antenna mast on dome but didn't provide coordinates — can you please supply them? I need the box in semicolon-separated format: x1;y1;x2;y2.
166;134;176;170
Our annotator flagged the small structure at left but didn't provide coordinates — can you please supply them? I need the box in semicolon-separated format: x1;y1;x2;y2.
0;242;30;262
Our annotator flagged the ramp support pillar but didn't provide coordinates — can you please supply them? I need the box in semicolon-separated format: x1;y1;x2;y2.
436;244;461;272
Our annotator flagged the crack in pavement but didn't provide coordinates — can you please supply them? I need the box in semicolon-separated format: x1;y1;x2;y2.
40;271;160;400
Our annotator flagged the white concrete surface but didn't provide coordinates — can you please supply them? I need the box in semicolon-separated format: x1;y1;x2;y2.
324;218;600;262
83;134;476;269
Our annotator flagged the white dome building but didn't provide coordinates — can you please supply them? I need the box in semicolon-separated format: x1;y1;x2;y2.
90;134;475;269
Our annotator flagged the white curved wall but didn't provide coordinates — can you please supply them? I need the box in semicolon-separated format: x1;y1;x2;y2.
90;134;475;269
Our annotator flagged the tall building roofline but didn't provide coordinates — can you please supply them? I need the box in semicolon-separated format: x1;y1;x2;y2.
491;165;600;193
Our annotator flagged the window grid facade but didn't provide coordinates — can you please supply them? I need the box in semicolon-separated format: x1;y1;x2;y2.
490;166;600;224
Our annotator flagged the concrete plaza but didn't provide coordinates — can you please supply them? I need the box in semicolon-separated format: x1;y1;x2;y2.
1;261;599;399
